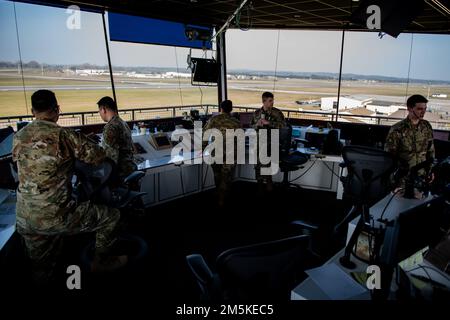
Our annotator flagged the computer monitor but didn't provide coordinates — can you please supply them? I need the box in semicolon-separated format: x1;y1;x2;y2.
239;112;253;128
377;195;446;299
305;131;327;150
292;127;301;138
0;127;14;158
149;132;172;150
192;58;220;84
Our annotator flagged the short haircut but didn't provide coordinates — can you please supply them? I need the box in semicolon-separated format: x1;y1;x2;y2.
97;96;118;112
407;95;428;108
31;90;58;113
220;100;233;113
262;91;274;100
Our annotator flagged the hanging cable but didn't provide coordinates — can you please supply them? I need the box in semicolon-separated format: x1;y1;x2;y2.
198;50;207;108
198;86;203;108
174;47;184;106
236;1;252;31
273;29;281;92
13;2;28;115
405;33;414;102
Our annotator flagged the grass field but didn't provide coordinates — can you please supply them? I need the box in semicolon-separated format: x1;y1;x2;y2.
1;73;449;117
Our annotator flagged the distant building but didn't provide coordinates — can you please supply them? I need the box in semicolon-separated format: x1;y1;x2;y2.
431;93;447;98
365;100;402;115
321;96;402;115
164;72;191;78
320;97;370;111
75;69;107;75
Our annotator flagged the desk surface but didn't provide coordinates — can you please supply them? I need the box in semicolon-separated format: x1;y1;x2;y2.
293;193;449;300
132;131;344;171
291;248;372;300
132;133;205;171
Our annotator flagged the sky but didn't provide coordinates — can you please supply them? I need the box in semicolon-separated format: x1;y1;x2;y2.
1;0;450;81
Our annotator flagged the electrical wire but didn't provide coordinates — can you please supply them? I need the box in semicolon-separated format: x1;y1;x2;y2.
288;160;316;183
174;47;184;106
405;33;414;102
180;166;185;196
13;2;28;115
408;264;450;282
273;29;280;92
235;1;252;31
322;161;342;179
202;163;209;188
379;188;403;222
198;86;203;109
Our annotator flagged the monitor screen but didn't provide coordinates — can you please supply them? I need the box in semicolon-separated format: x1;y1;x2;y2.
192;58;220;83
377;195;446;299
155;135;171;146
239;112;253;128
390;196;445;263
133;142;146;154
380;196;445;272
305;131;327;150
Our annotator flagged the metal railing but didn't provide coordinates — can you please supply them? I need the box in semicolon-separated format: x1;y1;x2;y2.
1;104;449;131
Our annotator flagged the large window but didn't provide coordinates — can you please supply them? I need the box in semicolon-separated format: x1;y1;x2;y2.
0;0;26;117
0;0;112;126
1;1;449;131
226;29;341;119
108;38;217;119
408;34;450;130
340;32;450;130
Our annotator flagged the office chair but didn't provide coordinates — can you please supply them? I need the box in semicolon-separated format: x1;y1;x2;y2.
73;160;146;209
278;125;310;189
74;160;148;271
0;127;15;179
336;145;396;268
290;146;396;259
186;235;317;301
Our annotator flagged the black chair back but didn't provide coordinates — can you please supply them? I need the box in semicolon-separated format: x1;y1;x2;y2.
279;125;293;157
342;145;395;206
73;159;114;205
215;235;313;300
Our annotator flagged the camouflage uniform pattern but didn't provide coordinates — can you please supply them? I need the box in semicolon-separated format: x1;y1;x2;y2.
251;106;287;130
102;115;137;179
384;117;435;186
203;113;241;197
251;107;287;184
13;119;120;284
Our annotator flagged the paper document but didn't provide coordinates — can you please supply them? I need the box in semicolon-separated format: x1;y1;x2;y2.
305;263;368;300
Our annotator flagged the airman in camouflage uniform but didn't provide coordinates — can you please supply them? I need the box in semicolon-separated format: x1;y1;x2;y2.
203;100;241;206
251;92;287;191
97;96;137;180
13;90;122;285
384;94;435;187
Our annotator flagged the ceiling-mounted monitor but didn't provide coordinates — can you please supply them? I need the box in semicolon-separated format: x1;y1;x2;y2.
350;0;425;38
191;58;220;86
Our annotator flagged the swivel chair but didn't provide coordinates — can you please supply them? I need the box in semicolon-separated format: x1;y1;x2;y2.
336;145;396;268
290;145;396;259
278;124;310;189
73;160;148;271
186;235;318;301
73;159;146;209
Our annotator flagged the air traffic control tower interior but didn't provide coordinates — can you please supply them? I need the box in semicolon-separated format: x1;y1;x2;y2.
1;0;450;313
